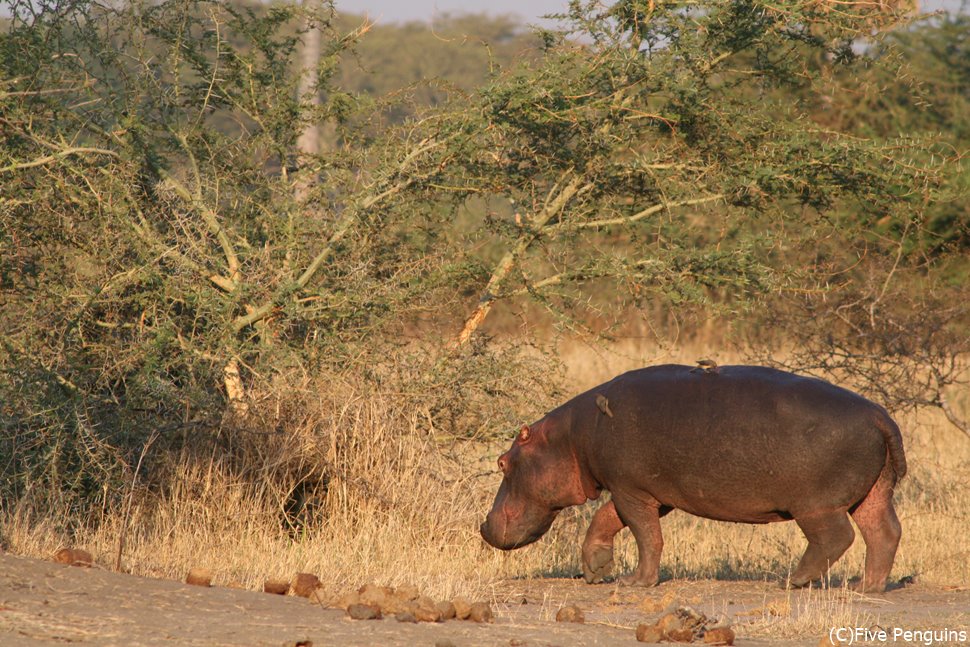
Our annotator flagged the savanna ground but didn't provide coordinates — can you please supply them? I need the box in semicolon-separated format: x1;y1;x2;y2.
3;340;969;646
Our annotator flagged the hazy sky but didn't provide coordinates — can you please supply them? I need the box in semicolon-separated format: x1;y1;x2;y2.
334;0;573;24
334;0;962;25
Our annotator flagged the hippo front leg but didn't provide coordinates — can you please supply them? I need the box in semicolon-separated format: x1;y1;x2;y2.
582;500;625;583
613;494;666;587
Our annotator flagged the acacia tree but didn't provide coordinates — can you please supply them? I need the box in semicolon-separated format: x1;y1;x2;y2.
747;12;970;437
0;0;481;510
405;0;950;347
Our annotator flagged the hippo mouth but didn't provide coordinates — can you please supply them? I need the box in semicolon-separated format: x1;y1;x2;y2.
480;507;559;550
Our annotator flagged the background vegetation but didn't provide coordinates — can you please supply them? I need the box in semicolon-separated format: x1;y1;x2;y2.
1;0;968;604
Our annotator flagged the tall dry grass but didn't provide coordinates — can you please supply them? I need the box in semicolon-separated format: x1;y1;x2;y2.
3;338;968;613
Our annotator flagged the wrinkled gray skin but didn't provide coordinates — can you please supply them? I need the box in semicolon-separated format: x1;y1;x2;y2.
480;365;906;593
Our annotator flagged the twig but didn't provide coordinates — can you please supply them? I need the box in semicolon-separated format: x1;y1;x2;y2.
115;429;160;572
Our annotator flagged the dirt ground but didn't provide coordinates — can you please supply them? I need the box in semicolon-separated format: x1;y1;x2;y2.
1;552;967;646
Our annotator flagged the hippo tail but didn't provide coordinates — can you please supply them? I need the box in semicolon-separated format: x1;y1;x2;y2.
875;412;907;481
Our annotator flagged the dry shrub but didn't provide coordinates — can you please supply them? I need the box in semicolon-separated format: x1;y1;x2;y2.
0;342;563;597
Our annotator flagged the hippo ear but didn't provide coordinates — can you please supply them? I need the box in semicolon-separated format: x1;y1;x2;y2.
517;425;531;443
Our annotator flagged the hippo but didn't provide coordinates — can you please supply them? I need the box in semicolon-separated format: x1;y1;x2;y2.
480;364;906;593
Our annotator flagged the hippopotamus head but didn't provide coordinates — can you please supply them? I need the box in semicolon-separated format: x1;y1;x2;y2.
480;418;599;550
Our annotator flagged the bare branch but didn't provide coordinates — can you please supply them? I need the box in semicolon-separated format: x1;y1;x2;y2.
453;173;590;348
0;146;119;174
561;193;726;232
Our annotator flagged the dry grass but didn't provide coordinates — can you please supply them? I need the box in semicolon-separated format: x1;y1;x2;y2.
3;337;968;637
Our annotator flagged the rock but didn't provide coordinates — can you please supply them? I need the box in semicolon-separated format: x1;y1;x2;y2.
334;590;361;610
185;568;213;587
381;594;416;615
436;600;457;620
555;605;584;623
452;597;472;620
657;612;685;635
395;584;420;601
667;628;695;643
263;580;290;595
346;603;382;620
636;623;664;643
395;611;418;623
704;627;736;645
357;583;390;608
468;602;493;623
291;573;321;598
415;604;443;623
53;548;93;567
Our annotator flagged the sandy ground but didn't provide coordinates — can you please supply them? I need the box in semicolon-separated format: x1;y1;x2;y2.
1;552;968;646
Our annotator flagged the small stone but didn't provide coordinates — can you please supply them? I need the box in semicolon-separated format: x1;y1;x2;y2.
185;568;213;587
358;583;389;608
468;602;493;623
395;584;420;600
415;605;443;623
436;600;457;620
452;597;472;620
291;573;321;598
53;548;93;567
381;594;416;615
703;627;735;645
347;603;382;620
636;623;664;643
667;628;695;643
335;590;361;610
263;580;290;595
555;605;584;623
658;612;685;635
396;611;418;623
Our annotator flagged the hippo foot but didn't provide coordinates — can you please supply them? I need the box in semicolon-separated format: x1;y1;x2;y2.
782;578;814;590
581;544;615;584
849;578;887;594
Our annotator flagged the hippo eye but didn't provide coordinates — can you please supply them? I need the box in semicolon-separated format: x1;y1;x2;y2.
518;425;530;443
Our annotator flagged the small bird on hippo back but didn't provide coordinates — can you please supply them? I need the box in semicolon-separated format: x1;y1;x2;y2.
480;363;905;593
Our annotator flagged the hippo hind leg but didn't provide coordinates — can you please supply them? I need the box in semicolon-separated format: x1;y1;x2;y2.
849;473;901;593
789;510;855;589
582;500;624;583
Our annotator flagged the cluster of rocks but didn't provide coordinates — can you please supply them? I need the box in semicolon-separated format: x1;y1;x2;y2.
336;583;493;624
256;573;495;626
636;606;734;645
49;547;742;643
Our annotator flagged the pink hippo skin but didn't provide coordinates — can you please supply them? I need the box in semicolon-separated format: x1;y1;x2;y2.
480;365;906;593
